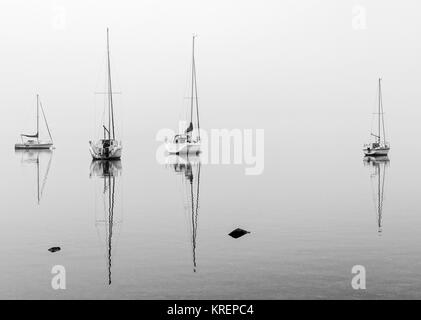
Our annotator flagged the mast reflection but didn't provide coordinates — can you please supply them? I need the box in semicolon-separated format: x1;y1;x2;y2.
364;156;389;234
166;154;201;272
15;149;53;204
90;160;122;285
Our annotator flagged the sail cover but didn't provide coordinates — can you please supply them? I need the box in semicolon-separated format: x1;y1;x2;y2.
21;133;38;138
185;122;193;133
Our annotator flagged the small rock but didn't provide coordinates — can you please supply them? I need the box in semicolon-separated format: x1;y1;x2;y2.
48;247;61;253
229;228;250;239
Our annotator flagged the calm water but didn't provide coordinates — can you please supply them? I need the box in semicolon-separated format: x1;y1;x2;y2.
1;0;421;300
1;125;421;300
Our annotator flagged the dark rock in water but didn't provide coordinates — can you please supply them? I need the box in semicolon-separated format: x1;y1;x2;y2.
229;228;250;239
48;247;61;253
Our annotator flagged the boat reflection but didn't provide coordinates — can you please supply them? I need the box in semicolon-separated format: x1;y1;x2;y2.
15;149;53;204
166;154;201;272
364;156;389;234
90;160;122;285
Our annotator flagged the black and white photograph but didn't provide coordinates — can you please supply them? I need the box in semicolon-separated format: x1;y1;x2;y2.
0;0;420;312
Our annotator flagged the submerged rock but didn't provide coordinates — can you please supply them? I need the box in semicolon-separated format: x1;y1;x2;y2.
229;228;250;239
48;247;61;253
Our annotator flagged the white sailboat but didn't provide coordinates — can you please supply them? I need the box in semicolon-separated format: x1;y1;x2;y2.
15;94;53;150
89;28;122;160
166;35;201;155
363;78;390;156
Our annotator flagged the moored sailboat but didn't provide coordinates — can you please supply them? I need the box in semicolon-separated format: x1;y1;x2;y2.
363;78;390;156
15;94;53;150
166;35;201;155
89;28;122;160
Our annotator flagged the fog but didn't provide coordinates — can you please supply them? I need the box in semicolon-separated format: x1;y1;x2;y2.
0;1;419;153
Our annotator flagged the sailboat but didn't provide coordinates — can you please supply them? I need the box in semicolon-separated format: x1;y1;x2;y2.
167;154;201;272
363;78;390;156
364;156;389;234
90;159;122;285
89;28;122;160
15;149;53;204
15;94;53;150
166;35;201;155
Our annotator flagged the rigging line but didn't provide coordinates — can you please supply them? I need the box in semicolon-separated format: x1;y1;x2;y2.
182;54;191;126
193;162;201;269
95;54;109;139
106;46;124;141
195;162;201;220
100;177;108;226
107;29;111;139
380;82;387;143
379;162;387;228
107;28;115;140
103;171;107;195
40;152;53;199
190;35;195;125
39;100;53;142
36;95;39;142
93;51;104;138
369;83;378;140
369;165;378;225
99;93;107;138
178;163;193;249
37;154;40;204
193;55;200;140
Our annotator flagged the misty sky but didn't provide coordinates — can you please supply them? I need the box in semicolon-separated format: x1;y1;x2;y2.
1;1;421;299
0;0;420;153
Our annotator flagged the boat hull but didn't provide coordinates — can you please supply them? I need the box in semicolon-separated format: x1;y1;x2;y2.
89;141;122;160
166;142;201;155
15;143;53;150
91;153;122;160
363;147;390;156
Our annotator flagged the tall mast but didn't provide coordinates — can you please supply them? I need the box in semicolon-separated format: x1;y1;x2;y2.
36;94;39;143
107;28;115;140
